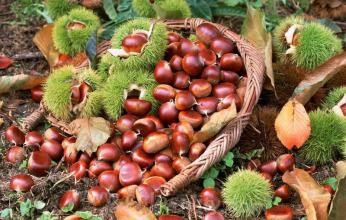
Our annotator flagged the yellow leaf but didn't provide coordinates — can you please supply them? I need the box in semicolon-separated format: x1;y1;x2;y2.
275;99;311;150
114;200;157;220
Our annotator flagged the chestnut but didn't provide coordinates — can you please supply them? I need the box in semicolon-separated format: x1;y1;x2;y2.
10;174;34;192
142;176;166;195
210;37;234;57
171;131;190;156
118;185;138;199
5;146;25;164
182;52;204;76
196;97;218;115
132;147;155;168
124;99;152;116
121;130;138;151
28;151;51;176
167;32;181;43
196;23;221;45
153;84;176;103
189;143;206;161
87;186;109;207
175;91;196;111
165;42;180;60
189;79;212;98
204;212;225;220
158;102;179;124
119;161;142;186
260;172;273;182
212;82;236;98
323;184;335;195
24;131;43;146
179;110;203;128
122;34;148;53
199;187;222;210
59;190;80;211
44;127;64;142
97;143;121;162
143;131;170;154
113;154;132;174
265;205;293;220
199;49;217;66
173;71;190;89
133;118;157;137
217;93;242;112
64;214;82;220
136;184;155;206
151;162;176;181
116;114;137;133
145;115;164;130
88;160;112;178
159;215;184;220
274;184;291;201
220;70;239;84
62;137;76;150
246;159;261;170
178;39;198;57
201;65;221;85
220;53;243;72
98;170;121;193
71;85;81;105
169;55;183;72
172;157;191;173
5;125;25;145
174;122;194;141
260;160;278;177
40;140;64;161
154;154;173;164
64;145;79;166
69;161;88;181
154;60;174;84
30;85;43;103
276;154;295;173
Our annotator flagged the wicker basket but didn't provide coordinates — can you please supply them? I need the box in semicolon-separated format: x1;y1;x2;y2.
21;18;264;196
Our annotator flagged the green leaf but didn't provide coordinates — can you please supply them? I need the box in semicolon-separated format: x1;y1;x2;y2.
223;152;234;167
272;196;282;206
203;178;216;188
187;0;212;20
0;208;13;219
202;167;219;179
34;200;46;210
324;177;338;191
20;199;33;217
103;0;117;20
86;32;97;66
250;0;263;8
19;159;28;170
76;211;93;219
211;6;246;17
61;203;74;213
37;211;58;220
318;19;342;34
224;0;241;6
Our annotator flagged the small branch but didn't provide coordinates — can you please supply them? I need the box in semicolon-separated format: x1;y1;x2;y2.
12;52;43;61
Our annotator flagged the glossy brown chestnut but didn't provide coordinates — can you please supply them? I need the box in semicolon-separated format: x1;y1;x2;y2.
145;115;164;130
158;102;179;124
173;71;190;89
323;184;335;195
182;52;204;76
154;154;172;164
98;170;121;193
117;185;138;199
174;121;194;141
6;146;25;164
175;91;196;111
260;160;278;176
195;41;207;52
217;93;242;111
189;143;206;161
151;162;176;181
121;130;138;151
203;211;225;220
178;39;198;57
169;55;183;72
28;151;52;176
64;145;79;166
113;155;132;174
122;34;148;53
87;186;109;207
274;184;291;201
196;23;221;45
196;97;218;115
59;190;80;211
265;205;293;220
212;82;236;98
44;127;64;142
5;125;25;145
132;147;155;168
201;65;221;85
165;42;180;60
172;157;191;173
97;143;121;162
10;174;34;192
171;131;190;156
40;140;64;161
199;49;217;66
133;118;157;137
143;131;170;154
190;79;212;98
69;161;88;181
220;70;239;84
154;60;174;84
276;154;295;173
136;184;155;206
124;99;152;117
159;215;184;220
260;172;273;182
220;53;243;72
210;37;234;57
24;131;44;147
88;160;113;178
178;110;203;129
167;32;181;43
116;114;137;133
119;161;142;186
153;84;176;103
142;176;166;195
71;85;81;104
30;85;43;103
199;187;222;209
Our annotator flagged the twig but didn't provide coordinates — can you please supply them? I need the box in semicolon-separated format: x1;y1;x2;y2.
50;172;74;189
12;52;43;60
190;195;198;220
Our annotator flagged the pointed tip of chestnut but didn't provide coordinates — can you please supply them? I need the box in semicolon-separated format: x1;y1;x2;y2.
274;184;291;201
10;174;34;192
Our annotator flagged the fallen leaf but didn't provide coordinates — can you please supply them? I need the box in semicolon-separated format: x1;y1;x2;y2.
335;161;346;180
69;117;111;155
114;200;157;220
242;6;275;91
275;99;311;150
292;52;346;105
328;161;346;220
0;74;47;94
0;55;13;69
332;94;346;117
283;168;331;220
192;102;237;144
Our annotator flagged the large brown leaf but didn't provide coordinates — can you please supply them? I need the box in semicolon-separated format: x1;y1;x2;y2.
283;169;331;220
292;52;346;105
114;200;157;220
0;74;47;94
69;117;111;155
329;161;346;220
275;99;311;150
192;102;237;144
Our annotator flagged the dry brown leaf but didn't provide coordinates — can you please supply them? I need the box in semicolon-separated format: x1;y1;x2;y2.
332;94;346;117
292;52;346;105
0;74;47;94
283;168;331;220
69;117;111;155
114;200;157;220
192;102;237;144
0;55;13;69
275;99;311;150
329;161;346;220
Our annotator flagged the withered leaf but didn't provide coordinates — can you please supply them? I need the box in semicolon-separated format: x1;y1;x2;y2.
114;200;157;220
0;74;47;94
283;168;331;220
332;94;346;117
0;55;13;69
329;161;346;220
275;99;311;150
192;102;237;144
69;117;111;155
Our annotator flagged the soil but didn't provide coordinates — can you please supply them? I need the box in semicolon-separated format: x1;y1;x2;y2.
0;0;344;220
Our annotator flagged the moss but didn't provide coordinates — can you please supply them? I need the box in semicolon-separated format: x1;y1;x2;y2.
132;0;156;18
46;0;78;20
294;22;342;69
322;86;346;110
222;170;272;218
299;110;346;164
52;8;100;55
154;0;191;19
109;18;167;71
